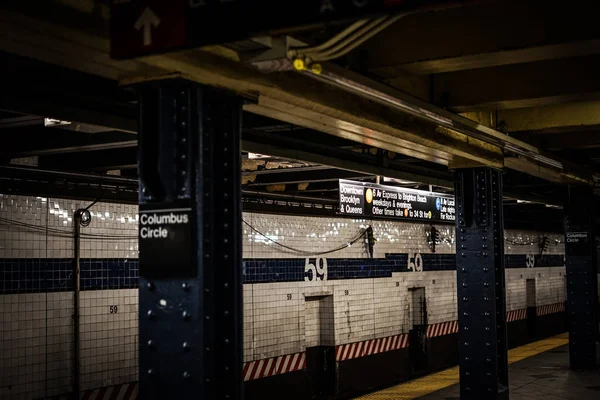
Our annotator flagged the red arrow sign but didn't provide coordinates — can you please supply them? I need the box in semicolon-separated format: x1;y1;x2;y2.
111;0;185;59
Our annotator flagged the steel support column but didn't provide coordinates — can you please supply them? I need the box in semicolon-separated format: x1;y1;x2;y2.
137;79;243;399
564;186;599;369
455;168;509;400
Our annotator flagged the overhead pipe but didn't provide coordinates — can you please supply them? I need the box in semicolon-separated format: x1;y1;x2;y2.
242;189;338;204
296;67;593;182
291;18;372;56
289;15;406;67
0;165;138;186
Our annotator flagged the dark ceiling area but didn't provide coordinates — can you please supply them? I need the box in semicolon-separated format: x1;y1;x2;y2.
2;0;600;233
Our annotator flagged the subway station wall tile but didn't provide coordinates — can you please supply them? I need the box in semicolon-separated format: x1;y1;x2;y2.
0;194;572;398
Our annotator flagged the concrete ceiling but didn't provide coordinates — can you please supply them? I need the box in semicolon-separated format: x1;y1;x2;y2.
1;0;599;230
354;0;600;170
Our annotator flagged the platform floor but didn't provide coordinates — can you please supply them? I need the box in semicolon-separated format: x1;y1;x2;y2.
357;333;600;400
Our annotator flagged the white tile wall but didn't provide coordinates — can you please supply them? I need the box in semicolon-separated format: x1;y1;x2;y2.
304;295;335;348
243;212;456;258
333;279;375;344
505;267;566;311
249;282;304;360
243;285;254;362
0;195;138;259
505;230;564;255
0;193;574;399
0;194;565;261
0;292;73;399
79;289;138;391
304;298;321;348
319;295;335;346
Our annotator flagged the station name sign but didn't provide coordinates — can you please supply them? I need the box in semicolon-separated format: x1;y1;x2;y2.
139;205;194;278
338;179;455;223
565;231;590;256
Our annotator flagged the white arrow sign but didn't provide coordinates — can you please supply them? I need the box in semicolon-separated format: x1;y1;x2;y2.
134;7;160;46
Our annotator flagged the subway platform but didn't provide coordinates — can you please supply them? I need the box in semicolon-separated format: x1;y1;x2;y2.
358;334;600;400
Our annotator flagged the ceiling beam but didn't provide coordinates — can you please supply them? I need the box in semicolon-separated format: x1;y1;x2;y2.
516;131;600;151
0;0;592;185
492;100;600;133
38;147;137;171
364;0;600;74
0;51;137;131
3;128;137;157
242;165;329;176
379;39;600;76
0;2;165;81
432;55;600;112
244;168;372;186
242;130;454;188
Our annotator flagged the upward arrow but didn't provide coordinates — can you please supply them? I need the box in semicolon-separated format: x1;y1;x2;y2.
134;7;160;46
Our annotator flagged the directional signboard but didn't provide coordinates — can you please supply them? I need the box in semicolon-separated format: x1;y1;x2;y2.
339;179;455;223
110;0;484;59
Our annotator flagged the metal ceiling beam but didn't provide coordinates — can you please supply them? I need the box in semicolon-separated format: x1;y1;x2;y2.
242;165;329;176
514;131;600;151
485;100;600;134
0;51;137;132
3;128;137;157
0;2;166;81
133;50;505;166
380;39;600;76
0;165;137;185
0;0;594;186
38;147;137;171
242;130;454;189
0;115;44;128
0;165;569;221
14;139;137;157
244;98;459;166
432;55;600;112
293;65;596;185
363;1;600;75
244;168;372;186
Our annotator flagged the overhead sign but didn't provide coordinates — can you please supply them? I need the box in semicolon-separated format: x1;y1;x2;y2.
139;204;194;278
110;0;485;59
338;179;455;223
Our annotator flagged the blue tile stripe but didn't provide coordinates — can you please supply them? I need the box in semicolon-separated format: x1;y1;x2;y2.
0;254;565;294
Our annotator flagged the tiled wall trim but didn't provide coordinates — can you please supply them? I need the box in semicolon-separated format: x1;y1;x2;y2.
0;254;564;294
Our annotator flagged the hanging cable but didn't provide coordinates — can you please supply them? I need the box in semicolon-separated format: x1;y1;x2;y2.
243;219;366;256
85;199;100;210
0;217;137;240
2;215;371;254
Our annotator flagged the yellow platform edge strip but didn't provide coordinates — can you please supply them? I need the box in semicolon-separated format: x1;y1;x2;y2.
355;333;569;400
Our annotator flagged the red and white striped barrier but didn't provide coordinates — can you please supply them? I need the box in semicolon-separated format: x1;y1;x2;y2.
426;320;458;338
80;382;138;400
506;309;527;322
537;302;565;316
42;382;139;400
243;352;306;381
335;334;409;361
